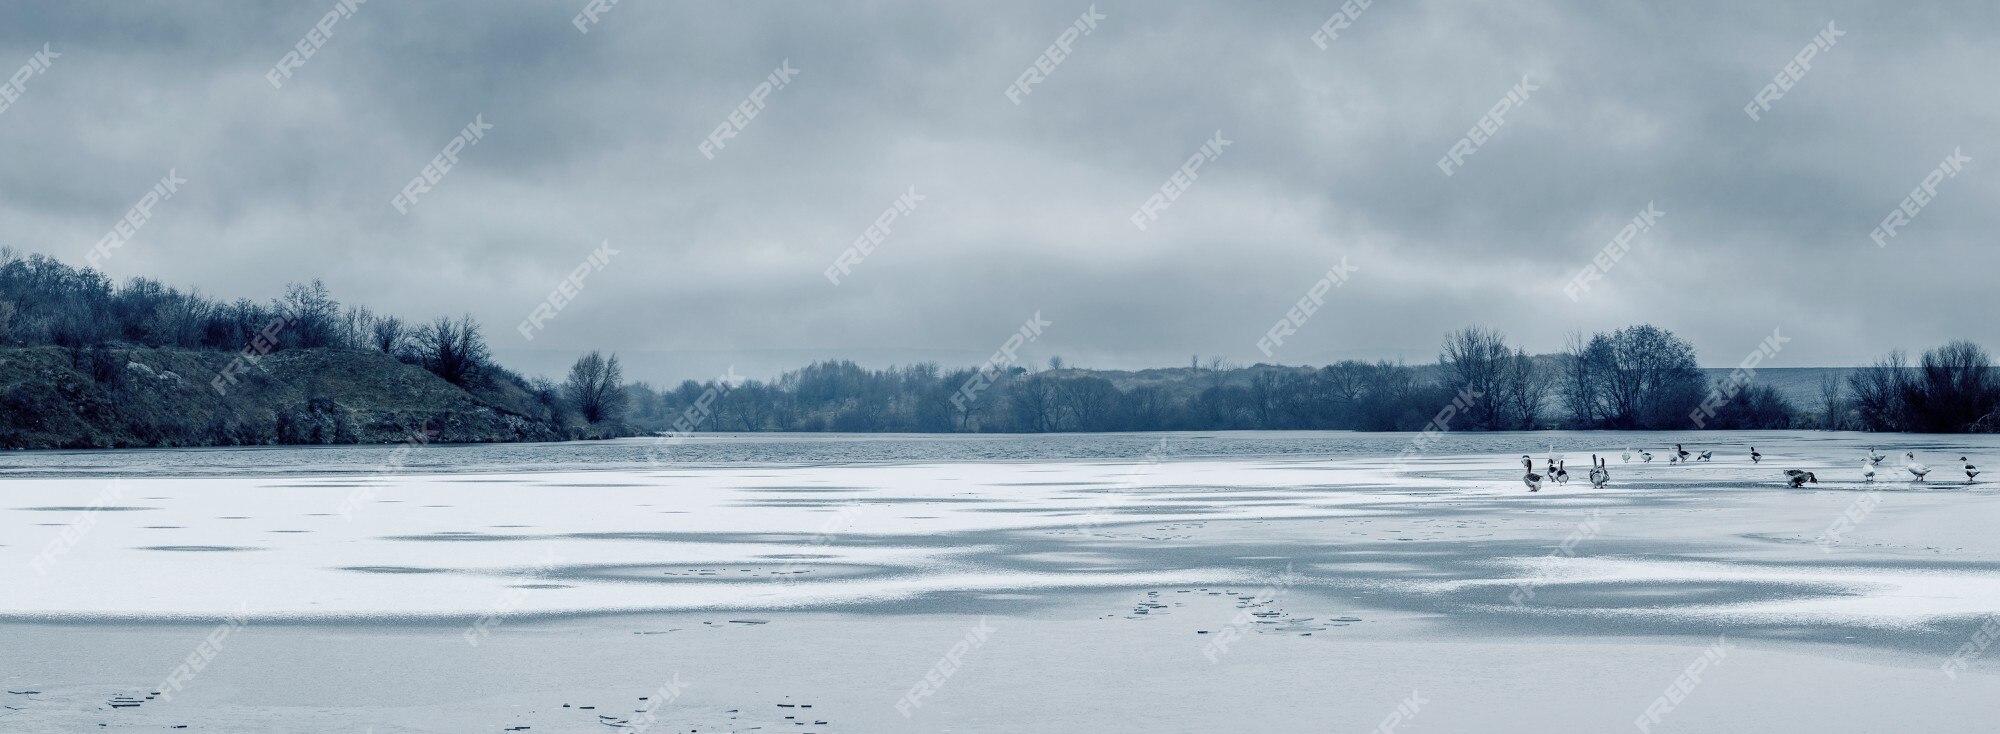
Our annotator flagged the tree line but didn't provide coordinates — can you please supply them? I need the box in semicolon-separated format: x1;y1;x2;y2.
9;248;1996;435
0;249;623;430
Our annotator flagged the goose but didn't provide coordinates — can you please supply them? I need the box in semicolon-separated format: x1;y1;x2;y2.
1675;444;1691;462
1554;460;1569;485
1784;469;1818;488
1867;448;1886;466
1640;449;1653;463
1522;455;1543;492
1906;452;1930;482
1964;457;1979;483
1750;447;1762;464
1697;450;1713;462
1589;455;1610;488
1622;447;1632;463
1860;460;1875;482
1669;452;1681;465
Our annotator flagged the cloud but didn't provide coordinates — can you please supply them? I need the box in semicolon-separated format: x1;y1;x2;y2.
0;0;1993;383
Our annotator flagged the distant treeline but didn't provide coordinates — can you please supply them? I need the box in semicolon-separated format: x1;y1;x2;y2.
626;326;2000;435
6;248;1995;440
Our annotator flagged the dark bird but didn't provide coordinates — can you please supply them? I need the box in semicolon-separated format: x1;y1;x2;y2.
1676;444;1690;462
1963;457;1979;482
1751;447;1762;464
1589;455;1609;488
1784;469;1818;488
1522;455;1542;492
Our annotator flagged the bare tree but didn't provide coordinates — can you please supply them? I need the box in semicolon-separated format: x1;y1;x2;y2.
371;315;408;355
562;350;628;424
411;314;489;385
1817;372;1846;430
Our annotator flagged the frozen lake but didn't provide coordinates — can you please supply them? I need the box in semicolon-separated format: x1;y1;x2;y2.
6;430;2000;732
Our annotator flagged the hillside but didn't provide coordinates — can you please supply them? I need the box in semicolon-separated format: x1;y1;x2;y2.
0;346;577;449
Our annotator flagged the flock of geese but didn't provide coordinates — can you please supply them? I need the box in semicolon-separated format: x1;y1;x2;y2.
1519;444;1980;492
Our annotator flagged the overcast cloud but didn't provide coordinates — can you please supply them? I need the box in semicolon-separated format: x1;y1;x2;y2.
1;1;1993;384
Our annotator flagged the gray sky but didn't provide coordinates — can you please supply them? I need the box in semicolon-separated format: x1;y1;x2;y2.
1;1;1992;384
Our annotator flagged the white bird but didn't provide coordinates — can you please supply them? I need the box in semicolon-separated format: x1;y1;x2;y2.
1867;448;1886;466
1669;452;1681;465
1522;455;1542;492
1640;449;1653;463
1621;447;1632;463
1964;457;1979;483
1906;452;1931;482
1589;455;1610;488
1861;460;1875;482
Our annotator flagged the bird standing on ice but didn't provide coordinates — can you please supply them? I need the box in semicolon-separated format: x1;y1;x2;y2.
1589;455;1609;488
1622;447;1631;463
1697;450;1713;462
1867;448;1886;466
1860;460;1875;482
1640;449;1653;463
1963;457;1979;483
1675;444;1691;462
1554;460;1569;485
1784;469;1818;488
1522;455;1543;492
1906;452;1930;482
1750;447;1761;464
